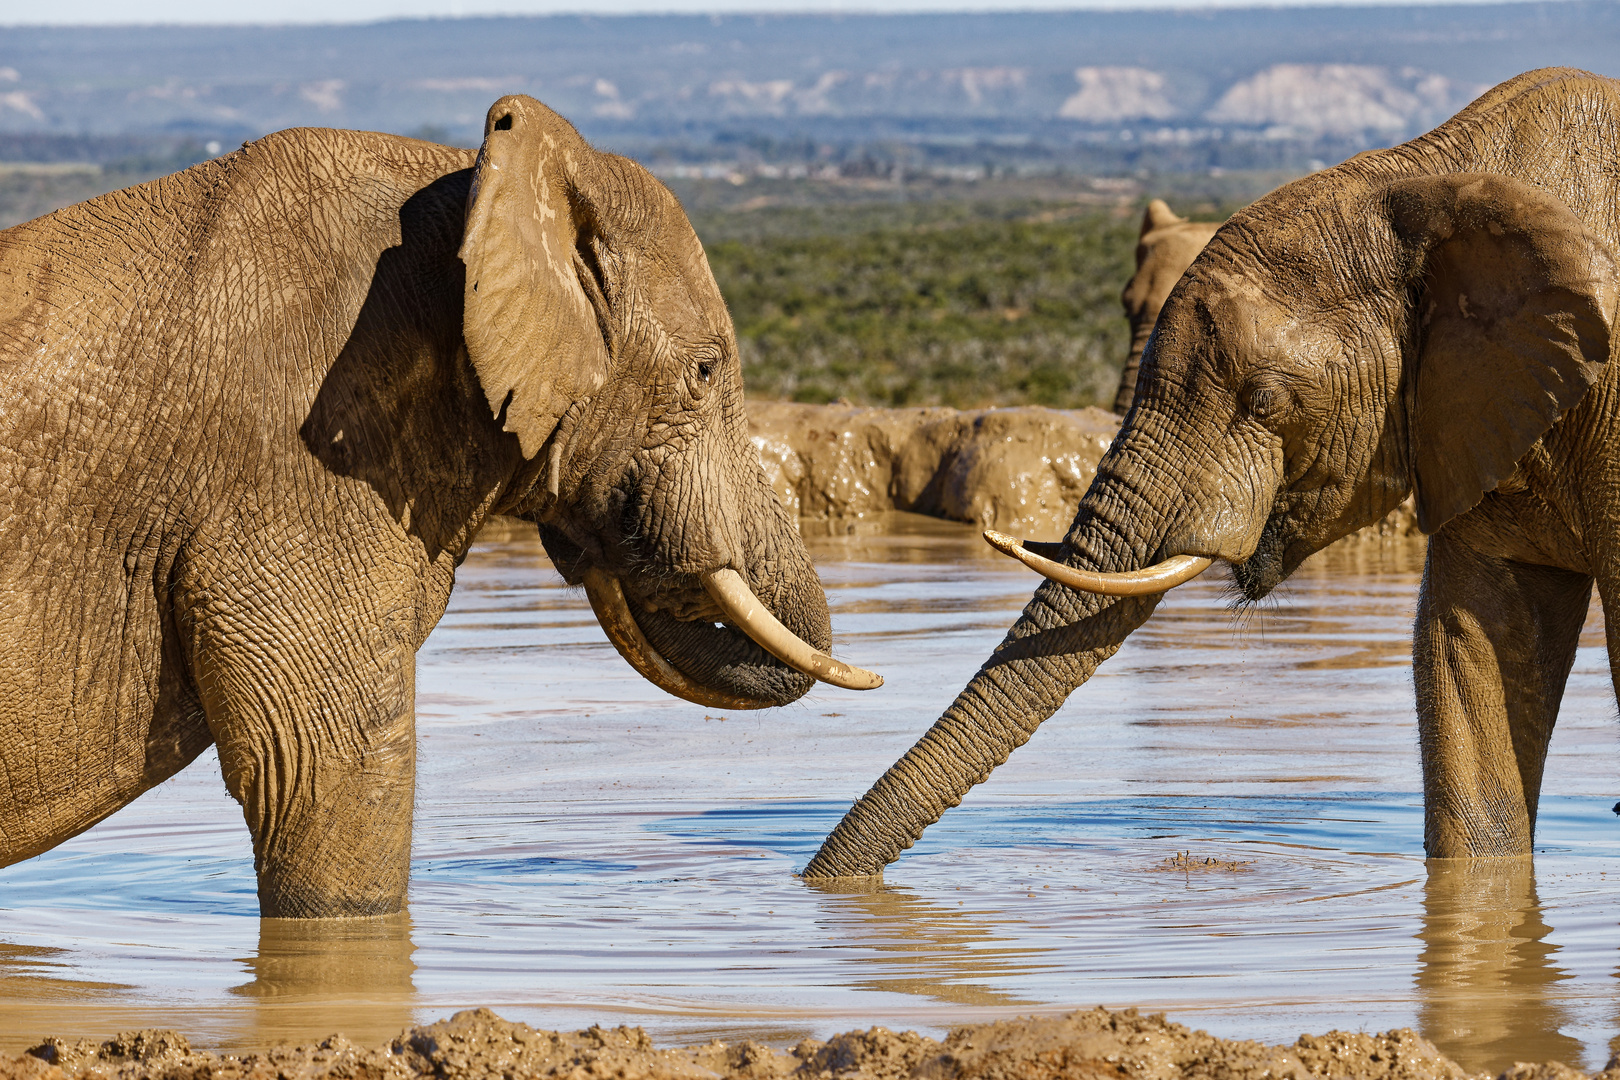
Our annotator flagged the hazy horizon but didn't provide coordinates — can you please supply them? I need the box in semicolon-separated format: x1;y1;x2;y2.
0;0;1561;28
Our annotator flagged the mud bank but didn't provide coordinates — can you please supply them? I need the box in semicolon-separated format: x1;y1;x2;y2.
7;1008;1602;1080
747;401;1418;540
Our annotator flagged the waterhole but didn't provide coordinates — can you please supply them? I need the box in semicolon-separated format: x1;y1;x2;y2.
1;514;1616;1073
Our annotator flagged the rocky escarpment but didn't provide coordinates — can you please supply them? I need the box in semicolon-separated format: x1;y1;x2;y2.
3;1007;1603;1080
748;400;1419;542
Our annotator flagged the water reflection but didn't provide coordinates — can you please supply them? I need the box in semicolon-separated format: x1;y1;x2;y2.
228;914;417;1047
0;940;126;999
802;877;1040;1008
1417;860;1582;1072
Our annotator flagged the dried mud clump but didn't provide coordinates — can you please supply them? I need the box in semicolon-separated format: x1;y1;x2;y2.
5;1006;1618;1080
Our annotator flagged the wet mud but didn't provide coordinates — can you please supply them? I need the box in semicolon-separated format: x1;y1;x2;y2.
747;401;1418;539
6;1006;1608;1080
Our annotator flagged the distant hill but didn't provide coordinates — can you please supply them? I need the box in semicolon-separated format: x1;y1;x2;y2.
0;5;1616;165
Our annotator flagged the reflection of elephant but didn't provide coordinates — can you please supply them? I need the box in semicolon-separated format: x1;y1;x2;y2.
232;915;418;1047
0;95;876;917
1417;860;1583;1073
1111;200;1219;415
808;67;1619;876
801;877;1039;1008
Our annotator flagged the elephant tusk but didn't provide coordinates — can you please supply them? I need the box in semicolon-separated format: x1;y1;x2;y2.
982;530;1213;596
701;568;883;692
582;568;775;711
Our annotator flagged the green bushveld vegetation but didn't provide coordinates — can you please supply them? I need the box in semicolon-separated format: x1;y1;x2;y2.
698;203;1141;409
674;172;1268;410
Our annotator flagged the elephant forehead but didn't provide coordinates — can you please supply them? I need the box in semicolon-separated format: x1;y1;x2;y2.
639;255;729;342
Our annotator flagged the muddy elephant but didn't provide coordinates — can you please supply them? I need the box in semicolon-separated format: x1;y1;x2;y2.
807;67;1618;877
0;95;877;917
1111;200;1219;415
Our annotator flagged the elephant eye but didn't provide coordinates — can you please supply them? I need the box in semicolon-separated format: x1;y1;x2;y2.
691;344;724;387
1243;379;1290;421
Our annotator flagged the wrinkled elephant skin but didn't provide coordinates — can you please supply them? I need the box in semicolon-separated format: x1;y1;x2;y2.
0;97;854;917
808;67;1620;878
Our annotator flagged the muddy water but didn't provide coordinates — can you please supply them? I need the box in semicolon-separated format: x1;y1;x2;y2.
1;515;1617;1073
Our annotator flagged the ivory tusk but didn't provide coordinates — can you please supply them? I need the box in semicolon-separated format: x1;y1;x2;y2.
582;568;774;711
982;530;1213;596
701;568;883;692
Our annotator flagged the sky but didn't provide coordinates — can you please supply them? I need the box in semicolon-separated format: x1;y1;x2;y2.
0;0;1528;26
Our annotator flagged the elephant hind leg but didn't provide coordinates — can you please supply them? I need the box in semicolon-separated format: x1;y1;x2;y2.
1415;532;1591;859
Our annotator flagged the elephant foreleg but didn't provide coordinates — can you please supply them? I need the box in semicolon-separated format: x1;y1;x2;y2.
1414;532;1590;859
192;620;417;918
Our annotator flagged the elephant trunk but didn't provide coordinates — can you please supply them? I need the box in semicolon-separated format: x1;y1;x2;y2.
804;434;1179;878
1111;319;1155;416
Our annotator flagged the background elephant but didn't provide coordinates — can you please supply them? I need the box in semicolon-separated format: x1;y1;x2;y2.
0;95;875;917
807;66;1619;877
1111;200;1220;415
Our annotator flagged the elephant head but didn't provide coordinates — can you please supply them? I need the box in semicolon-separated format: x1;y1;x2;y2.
451;97;880;707
1111;200;1219;415
806;165;1617;878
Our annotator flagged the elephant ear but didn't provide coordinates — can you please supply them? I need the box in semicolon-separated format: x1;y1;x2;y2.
1385;173;1618;533
460;95;611;459
1141;198;1185;235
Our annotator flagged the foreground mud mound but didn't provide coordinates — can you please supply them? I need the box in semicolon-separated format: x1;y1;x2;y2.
4;1007;1610;1080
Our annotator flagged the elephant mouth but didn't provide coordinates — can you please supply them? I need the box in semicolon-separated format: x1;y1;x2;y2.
581;567;881;709
1231;513;1296;601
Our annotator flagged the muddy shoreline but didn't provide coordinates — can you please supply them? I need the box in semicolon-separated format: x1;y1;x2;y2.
7;1007;1600;1080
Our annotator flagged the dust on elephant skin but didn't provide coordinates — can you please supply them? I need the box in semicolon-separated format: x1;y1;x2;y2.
8;1006;1583;1080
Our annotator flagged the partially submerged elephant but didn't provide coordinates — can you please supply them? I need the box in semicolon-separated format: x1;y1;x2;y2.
1111;200;1219;415
808;67;1619;877
0;96;878;917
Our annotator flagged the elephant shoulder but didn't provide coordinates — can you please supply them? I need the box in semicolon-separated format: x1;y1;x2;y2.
1450;67;1620;125
227;127;474;204
0;128;473;304
0;127;476;413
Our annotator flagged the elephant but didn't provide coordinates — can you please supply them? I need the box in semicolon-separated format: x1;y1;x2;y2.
1111;200;1220;415
805;66;1619;878
0;95;878;917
